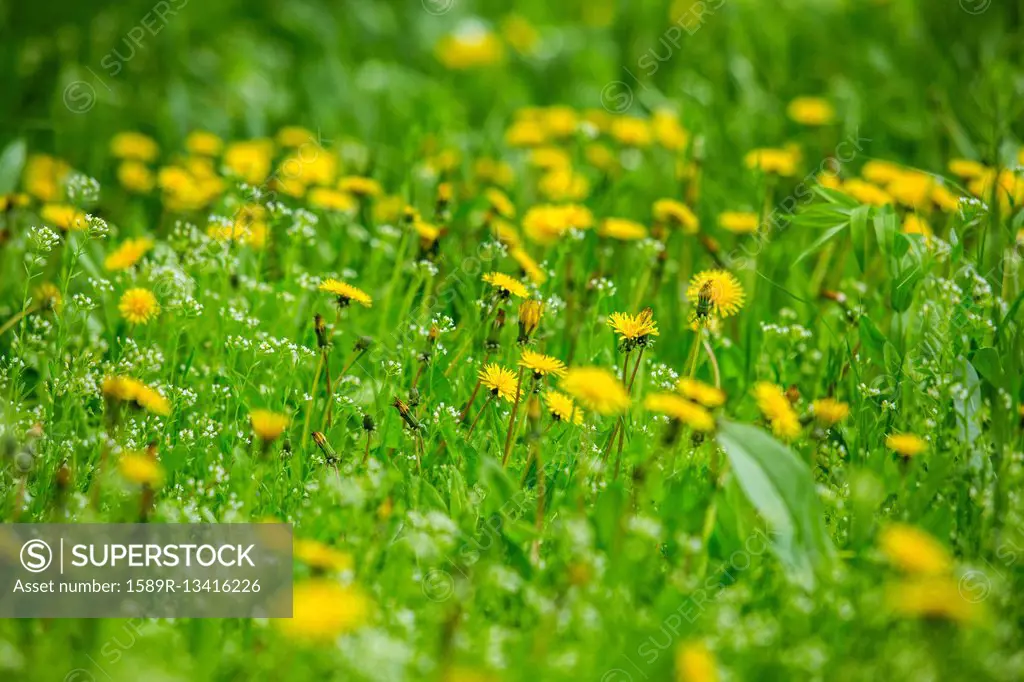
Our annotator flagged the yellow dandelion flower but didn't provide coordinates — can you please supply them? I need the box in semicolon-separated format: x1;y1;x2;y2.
607;309;659;346
930;184;961;213
677;378;726;408
519;350;567;378
102;376;144;402
134;384;171;416
651;108;689;151
599;217;648;241
484;187;516;219
687;270;746;320
947;158;986;179
653;199;699;234
644;393;715;432
610;116;652;147
517;298;544;342
276;580;371;641
745;148;798;177
41;204;88;231
543;390;583;424
753;382;801;441
560;367;631;416
887;171;934;210
718;211;759;234
879;523;952;576
293;539;354;572
902;214;932;237
337;176;382;198
886;577;980;625
119;288;160;325
539;167;590;201
186;130;223;156
308;188;358;213
840;178;893;206
250;410;290;443
117;161;155;194
676;641;719;682
224;139;274;185
479;364;519;402
787;97;835;126
811;398;849;426
105;238;154;271
119;452;165;487
23;154;70;202
861;159;905;185
435;28;505;70
33;283;62;313
110;131;159;162
319;278;373;307
482;272;530;299
510;248;547;285
886;433;927;458
276;126;315;148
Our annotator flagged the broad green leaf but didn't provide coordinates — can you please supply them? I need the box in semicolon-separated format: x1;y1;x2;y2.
812;185;859;208
716;420;834;589
0;139;26;195
970;347;1005;391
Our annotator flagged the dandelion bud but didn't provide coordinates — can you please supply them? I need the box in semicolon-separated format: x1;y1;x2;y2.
436;182;452;206
392;397;420;430
362;415;376;432
408;387;421;408
517;299;544;344
314;314;328;348
311;431;337;464
14;450;34;475
354;335;374;352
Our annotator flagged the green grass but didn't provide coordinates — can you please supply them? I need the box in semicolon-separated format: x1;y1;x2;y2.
1;0;1024;680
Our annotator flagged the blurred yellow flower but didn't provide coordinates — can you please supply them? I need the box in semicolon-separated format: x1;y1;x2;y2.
644;393;715;432
599;217;647;241
185;130;223;156
294;539;354;572
338;175;382;198
117;161;155;193
119;452;165;487
947;158;986;179
886;433;927;457
810;398;849;426
276;579;371;640
753;382;800;441
677;378;726;408
111;131;159;162
105;238;154;271
718;211;759;234
224;139;274;185
886;577;980;625
675;641;719;682
561;367;631;415
436;26;505;69
250;409;290;443
653;199;699;234
610;116;652;147
879;523;951;576
841;178;892;206
119;288;160;325
308;187;357;213
41;204;88;231
24;154;70;202
787;96;835;126
745;147;798;177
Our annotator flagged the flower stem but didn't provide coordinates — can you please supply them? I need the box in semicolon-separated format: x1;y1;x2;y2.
466;394;494;436
501;367;526;467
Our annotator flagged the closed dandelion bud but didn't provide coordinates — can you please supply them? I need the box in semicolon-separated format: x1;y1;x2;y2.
392;397;420;430
408;387;421;408
354;335;374;352
14;449;34;475
362;414;376;432
428;325;440;346
56;461;71;491
699;234;720;255
821;289;847;305
785;385;801;405
311;431;337;464
314;314;328;348
403;206;419;224
517;299;543;344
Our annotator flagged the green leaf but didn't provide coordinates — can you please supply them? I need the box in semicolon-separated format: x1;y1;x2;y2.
849;204;871;272
970;347;1005;391
858;315;889;364
0;139;26;195
890;261;924;312
716;420;834;589
812;185;859;208
794;223;848;265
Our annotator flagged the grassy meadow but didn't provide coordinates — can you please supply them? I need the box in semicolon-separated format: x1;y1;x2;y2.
1;0;1024;680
